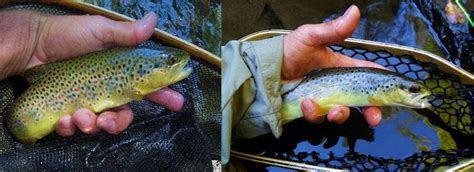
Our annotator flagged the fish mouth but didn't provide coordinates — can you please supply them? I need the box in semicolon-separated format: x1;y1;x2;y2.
396;92;432;109
179;67;192;77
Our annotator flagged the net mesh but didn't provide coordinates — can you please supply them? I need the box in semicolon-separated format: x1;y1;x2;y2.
0;3;220;170
333;45;474;136
238;148;474;171
233;43;474;170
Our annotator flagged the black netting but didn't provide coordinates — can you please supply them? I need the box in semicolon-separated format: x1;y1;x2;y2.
0;81;13;117
331;45;474;136
233;43;474;170
0;3;220;170
239;148;474;171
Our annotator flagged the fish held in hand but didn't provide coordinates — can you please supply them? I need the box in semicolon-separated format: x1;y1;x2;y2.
281;67;431;123
8;48;192;143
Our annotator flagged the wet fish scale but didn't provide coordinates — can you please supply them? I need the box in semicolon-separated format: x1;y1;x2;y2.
8;48;191;143
281;67;431;124
287;68;398;101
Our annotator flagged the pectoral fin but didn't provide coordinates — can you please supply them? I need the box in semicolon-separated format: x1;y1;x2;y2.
368;96;384;106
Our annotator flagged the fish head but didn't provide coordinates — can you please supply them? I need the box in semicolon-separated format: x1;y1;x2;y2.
131;48;192;94
382;77;431;109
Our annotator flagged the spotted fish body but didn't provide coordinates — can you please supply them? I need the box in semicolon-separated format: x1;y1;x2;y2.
8;48;191;143
281;67;431;124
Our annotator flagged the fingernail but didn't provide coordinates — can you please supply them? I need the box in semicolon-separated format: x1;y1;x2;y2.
99;117;117;131
336;5;356;29
335;112;343;121
302;100;315;113
373;113;380;121
173;93;184;110
139;12;154;28
143;12;153;20
76;112;92;128
59;116;72;129
343;5;355;17
329;112;342;122
140;12;152;25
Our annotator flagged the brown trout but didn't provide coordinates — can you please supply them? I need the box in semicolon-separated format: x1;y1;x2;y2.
281;67;431;123
8;48;191;143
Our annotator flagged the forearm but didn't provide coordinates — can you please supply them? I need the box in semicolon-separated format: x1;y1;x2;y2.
221;35;285;164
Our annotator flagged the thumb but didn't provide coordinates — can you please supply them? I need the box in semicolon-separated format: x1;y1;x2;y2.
28;12;157;68
294;5;360;47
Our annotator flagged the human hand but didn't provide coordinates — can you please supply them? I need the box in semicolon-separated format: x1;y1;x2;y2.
282;5;385;126
0;11;184;136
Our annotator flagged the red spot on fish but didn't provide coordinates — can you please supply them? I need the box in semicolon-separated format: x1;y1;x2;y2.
92;79;100;84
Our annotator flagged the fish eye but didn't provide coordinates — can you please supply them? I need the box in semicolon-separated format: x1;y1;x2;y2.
409;85;421;93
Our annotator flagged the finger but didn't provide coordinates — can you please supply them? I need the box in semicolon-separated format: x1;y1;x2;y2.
28;12;157;68
301;99;325;124
55;115;76;137
293;5;360;47
72;108;100;134
282;5;368;80
320;51;388;70
327;106;350;124
96;105;134;134
362;107;382;126
145;87;185;112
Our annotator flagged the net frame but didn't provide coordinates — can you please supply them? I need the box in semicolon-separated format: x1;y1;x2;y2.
0;3;221;170
232;30;474;171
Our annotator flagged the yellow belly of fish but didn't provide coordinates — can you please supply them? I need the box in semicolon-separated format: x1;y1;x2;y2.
281;92;376;124
14;92;140;143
